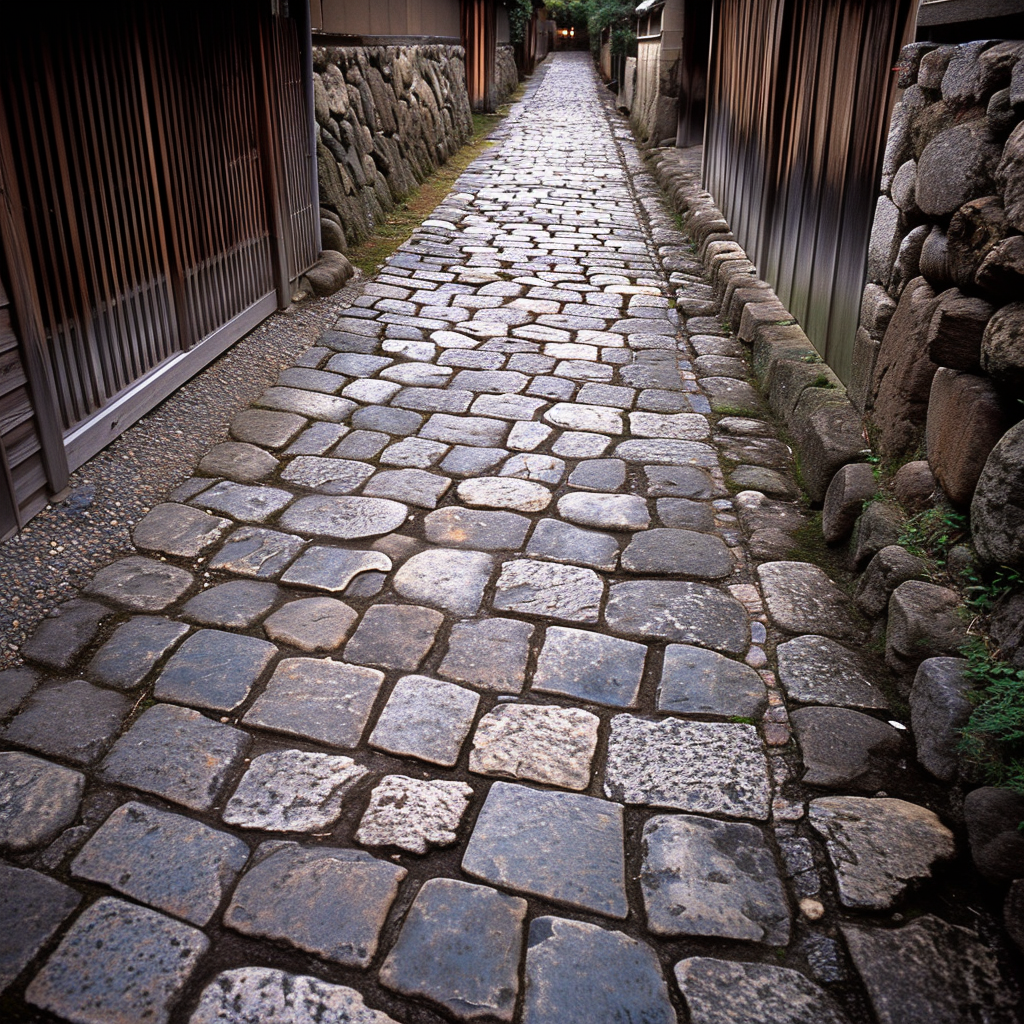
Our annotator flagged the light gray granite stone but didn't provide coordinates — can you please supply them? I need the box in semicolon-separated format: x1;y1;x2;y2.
344;604;444;671
557;492;650;530
356;775;474;854
85;557;194;613
424;507;531;550
658;644;767;717
532;626;647;707
393;548;494;615
439;618;534;693
281;547;392;593
262;597;358;651
207;527;305;579
132;503;231;558
776;635;890;710
493;559;604;623
457;477;553;512
279;495;408;540
757;562;861;640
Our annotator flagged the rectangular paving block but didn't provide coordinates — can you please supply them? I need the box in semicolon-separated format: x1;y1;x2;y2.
86;617;191;691
532;626;647;708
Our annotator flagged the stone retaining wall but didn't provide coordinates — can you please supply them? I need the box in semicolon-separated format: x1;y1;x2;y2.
496;44;519;105
313;45;474;254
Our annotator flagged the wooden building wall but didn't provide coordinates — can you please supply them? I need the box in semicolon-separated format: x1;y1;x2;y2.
312;0;462;38
704;0;916;383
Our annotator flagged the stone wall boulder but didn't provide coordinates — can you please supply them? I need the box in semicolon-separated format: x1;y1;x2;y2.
980;301;1024;391
926;288;994;371
886;580;966;678
971;419;1024;567
909;657;972;782
916;121;1002;218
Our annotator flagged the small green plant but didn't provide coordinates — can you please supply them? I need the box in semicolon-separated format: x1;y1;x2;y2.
897;506;968;567
810;374;836;389
962;564;1024;614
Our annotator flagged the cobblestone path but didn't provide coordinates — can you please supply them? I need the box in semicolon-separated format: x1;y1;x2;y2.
1;53;1017;1024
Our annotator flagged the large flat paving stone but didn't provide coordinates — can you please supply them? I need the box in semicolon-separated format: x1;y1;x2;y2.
621;528;733;578
280;546;392;593
279;495;408;540
25;897;209;1024
457;477;553;512
470;704;600;790
85;556;194;612
229;408;305;448
21;599;111;671
224;845;405;967
262;596;358;650
193;481;295;522
154;629;277;713
363;468;452;509
356;775;474;854
567;457;627;491
87;617;190;691
532;626;647;707
776;635;890;710
0;666;38;719
462;782;627;918
544;402;624;434
381;436;449;468
0;751;84;852
557;491;650;530
441;444;509;475
100;704;250;812
526;518;620;571
605;580;749;654
522;917;675;1024
841;915;1019;1024
243;658;384;748
629;410;710;439
658;644;767;717
4;679;130;765
674;958;852;1024
421;413;510;447
181;581;280;628
393;549;494;615
757;562;861;640
0;863;81;994
207;527;305;579
133;503;231;557
641;814;790;944
493;559;604;623
791;707;903;791
189;968;402;1024
280;456;375;494
71;801;248;926
424;507;531;550
808;796;955;909
614;437;719;467
197;440;279;482
439;617;534;693
644;463;715;497
604;715;770;819
344;604;444;671
223;750;368;832
369;675;480;767
380;878;527;1022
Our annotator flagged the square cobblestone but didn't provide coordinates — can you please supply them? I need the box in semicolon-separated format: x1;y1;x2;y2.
438;617;534;693
280;546;392;593
181;581;281;628
0;752;85;853
87;617;191;691
344;604;444;671
207;527;306;579
532;626;647;707
356;775;474;854
21;599;112;671
262;597;358;651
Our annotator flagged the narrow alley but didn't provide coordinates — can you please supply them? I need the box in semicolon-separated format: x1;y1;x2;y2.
0;53;1018;1024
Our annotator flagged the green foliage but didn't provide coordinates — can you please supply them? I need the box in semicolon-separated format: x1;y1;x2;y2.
505;0;534;45
897;505;968;567
962;564;1024;614
545;0;636;56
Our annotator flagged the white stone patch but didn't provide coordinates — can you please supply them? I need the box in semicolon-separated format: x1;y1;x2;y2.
356;775;474;854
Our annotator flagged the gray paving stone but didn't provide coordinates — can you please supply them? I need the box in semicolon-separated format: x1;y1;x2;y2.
243;658;383;748
526;375;576;400
278;368;348;394
554;359;614;381
381;878;526;1021
363;467;452;508
438;618;534;693
343;379;402;404
792;707;903;791
757;562;862;640
629;410;709;440
370;675;480;766
656;497;716;531
470;703;600;790
393;548;494;615
381;362;454;385
472;393;548;420
0;667;38;719
614;438;719;467
0;751;85;852
658;645;767;717
281;546;392;593
463;782;627;918
224;845;405;967
345;604;444;671
458;476;553;511
532;626;647;707
279;495;409;540
674;958;852;1024
283;422;349;457
25;897;209;1024
392;386;474;414
193;481;295;522
154;629;276;713
0;863;81;994
334;429;389;460
507;421;554;450
21;599;111;671
190;968;402;1024
351;406;424;435
545;402;624;434
327;352;393;376
637;388;691;412
500;453;566;484
605;715;770;819
181;581;280;628
493;559;604;623
509;353;556;373
208;527;305;579
85;556;194;612
808;796;955;910
133;503;231;558
223;750;368;832
424;507;531;550
641;814;790;944
605;580;750;654
567;458;627;491
230;408;306;448
526;518;620;571
100;704;250;812
356;775;474;854
440;445;509;475
4;680;130;766
258;387;355;422
380;437;449;467
262;597;357;651
776;635;890;710
452;370;528;393
577;383;635;408
557;491;650;530
280;456;375;494
421;413;510;446
550;431;612;458
71;801;249;926
644;463;714;497
197;441;279;482
621;528;733;578
522;917;675;1024
323;329;381;352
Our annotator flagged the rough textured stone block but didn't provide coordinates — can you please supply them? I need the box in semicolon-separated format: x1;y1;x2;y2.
0;751;85;853
910;657;972;782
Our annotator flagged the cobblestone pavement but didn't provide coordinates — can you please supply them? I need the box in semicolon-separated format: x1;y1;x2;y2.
1;53;1019;1024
